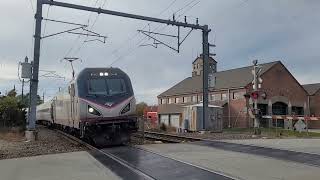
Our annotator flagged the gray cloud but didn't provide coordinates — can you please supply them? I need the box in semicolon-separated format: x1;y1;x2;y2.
0;0;319;104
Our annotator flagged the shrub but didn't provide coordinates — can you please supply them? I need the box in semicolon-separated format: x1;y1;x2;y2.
0;96;26;128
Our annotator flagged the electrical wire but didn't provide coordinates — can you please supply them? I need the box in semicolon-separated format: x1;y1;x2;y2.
72;0;108;56
109;0;201;66
27;0;35;13
42;5;51;39
40;5;51;58
61;0;101;59
107;0;179;59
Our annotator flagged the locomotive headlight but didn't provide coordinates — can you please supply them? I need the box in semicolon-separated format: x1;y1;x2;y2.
121;103;131;114
104;72;109;76
88;105;101;116
99;72;104;76
88;107;94;113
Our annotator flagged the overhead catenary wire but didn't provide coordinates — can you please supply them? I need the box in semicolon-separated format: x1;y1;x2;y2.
40;5;51;57
109;0;201;66
61;0;102;60
105;0;180;61
27;0;35;13
72;0;108;56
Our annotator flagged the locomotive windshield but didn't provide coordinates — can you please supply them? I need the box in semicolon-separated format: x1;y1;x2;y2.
88;78;127;96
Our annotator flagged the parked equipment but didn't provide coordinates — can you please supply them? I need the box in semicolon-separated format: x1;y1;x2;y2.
182;104;223;132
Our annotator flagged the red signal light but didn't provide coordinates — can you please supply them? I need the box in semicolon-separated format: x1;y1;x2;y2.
251;92;259;100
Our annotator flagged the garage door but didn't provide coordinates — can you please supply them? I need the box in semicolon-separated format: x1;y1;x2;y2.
160;115;169;126
170;114;180;129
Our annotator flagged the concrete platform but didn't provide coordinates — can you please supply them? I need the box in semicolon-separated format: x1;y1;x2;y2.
0;151;122;180
140;143;320;180
222;138;320;155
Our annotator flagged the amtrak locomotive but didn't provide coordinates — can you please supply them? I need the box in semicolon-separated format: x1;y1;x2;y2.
36;67;138;146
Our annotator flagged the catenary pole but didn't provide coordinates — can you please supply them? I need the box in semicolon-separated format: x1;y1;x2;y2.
202;25;210;130
41;0;204;30
27;0;42;140
27;0;212;140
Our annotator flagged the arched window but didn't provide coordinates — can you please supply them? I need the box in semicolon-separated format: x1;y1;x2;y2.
272;102;288;115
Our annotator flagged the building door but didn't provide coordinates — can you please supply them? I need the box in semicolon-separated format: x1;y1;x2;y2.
272;102;288;127
159;115;169;126
170;114;180;129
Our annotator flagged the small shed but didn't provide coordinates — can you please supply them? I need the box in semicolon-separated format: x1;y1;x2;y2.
182;103;223;132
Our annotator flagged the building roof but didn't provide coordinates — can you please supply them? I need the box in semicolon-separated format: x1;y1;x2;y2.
183;103;222;108
302;83;320;95
192;55;217;64
158;61;280;97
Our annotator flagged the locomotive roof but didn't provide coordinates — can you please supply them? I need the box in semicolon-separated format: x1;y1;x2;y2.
76;67;128;81
79;67;125;74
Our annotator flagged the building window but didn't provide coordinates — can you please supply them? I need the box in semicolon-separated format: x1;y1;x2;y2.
233;92;244;100
192;95;197;102
160;99;166;104
168;98;174;104
175;97;181;104
183;96;190;103
198;95;203;102
292;106;304;115
210;94;222;101
222;93;227;101
272;102;288;115
209;94;213;101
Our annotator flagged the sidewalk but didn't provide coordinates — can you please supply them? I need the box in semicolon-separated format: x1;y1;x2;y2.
0;151;121;180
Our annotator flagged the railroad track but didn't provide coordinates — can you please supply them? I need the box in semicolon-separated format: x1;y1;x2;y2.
142;131;202;143
55;129;156;180
55;129;235;180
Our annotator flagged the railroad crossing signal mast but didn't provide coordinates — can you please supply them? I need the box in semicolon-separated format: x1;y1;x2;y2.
27;0;213;141
251;60;263;134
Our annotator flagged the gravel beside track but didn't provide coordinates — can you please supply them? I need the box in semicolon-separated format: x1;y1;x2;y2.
147;130;257;140
0;126;88;160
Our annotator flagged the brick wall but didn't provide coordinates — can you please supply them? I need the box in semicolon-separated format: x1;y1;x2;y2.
309;91;320;128
259;63;307;105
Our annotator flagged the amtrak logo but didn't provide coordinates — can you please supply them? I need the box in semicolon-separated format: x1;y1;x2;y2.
105;102;113;107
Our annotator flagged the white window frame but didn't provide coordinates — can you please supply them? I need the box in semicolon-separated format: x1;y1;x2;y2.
222;93;227;101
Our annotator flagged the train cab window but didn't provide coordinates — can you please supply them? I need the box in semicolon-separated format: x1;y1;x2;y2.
88;78;127;95
88;79;107;94
107;79;126;95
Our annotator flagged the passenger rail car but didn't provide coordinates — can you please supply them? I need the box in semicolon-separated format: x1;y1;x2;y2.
37;68;138;146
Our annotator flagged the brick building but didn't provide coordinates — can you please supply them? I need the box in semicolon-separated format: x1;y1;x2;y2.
157;56;319;129
303;83;320;128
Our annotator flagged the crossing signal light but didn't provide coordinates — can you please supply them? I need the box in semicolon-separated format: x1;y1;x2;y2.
251;91;259;100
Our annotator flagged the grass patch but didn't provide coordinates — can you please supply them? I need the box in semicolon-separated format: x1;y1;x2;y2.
223;127;320;138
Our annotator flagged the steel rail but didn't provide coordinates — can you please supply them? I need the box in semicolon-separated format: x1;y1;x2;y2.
54;129;156;180
144;131;202;142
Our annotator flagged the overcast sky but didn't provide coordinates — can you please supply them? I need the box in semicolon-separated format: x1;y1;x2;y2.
0;0;319;104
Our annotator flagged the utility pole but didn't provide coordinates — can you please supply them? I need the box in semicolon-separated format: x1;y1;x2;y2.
27;0;212;141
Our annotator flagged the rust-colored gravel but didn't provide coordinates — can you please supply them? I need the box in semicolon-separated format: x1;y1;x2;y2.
0;126;88;160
